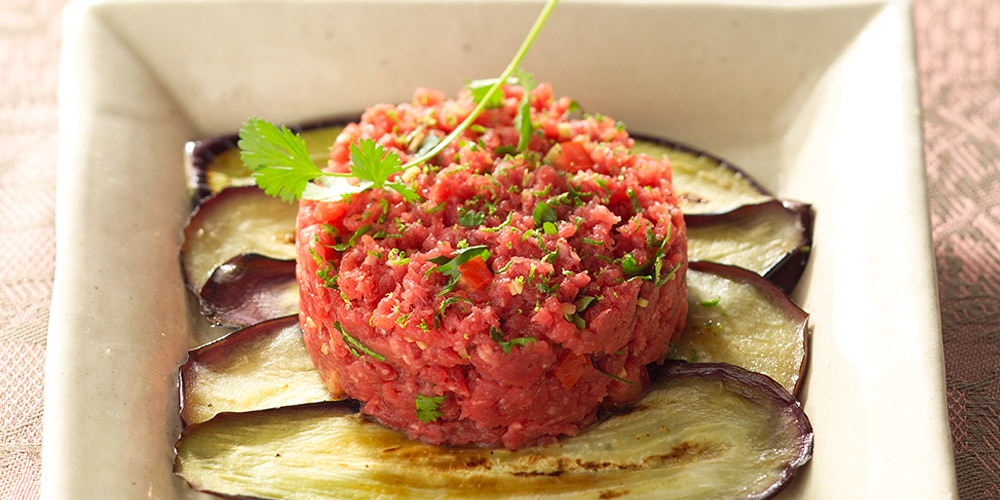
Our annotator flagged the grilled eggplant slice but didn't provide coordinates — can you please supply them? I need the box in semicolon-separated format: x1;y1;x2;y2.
631;137;773;215
180;186;298;294
199;253;298;328
669;262;809;395
179;315;334;425
686;200;814;292
175;362;812;500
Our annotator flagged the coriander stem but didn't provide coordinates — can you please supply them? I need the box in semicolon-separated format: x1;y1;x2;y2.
401;0;559;169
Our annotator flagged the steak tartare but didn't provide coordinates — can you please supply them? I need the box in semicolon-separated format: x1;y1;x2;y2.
297;82;687;449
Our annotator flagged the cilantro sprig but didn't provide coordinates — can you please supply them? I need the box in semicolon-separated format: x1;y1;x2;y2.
239;0;559;204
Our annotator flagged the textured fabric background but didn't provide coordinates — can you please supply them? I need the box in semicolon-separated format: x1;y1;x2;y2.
914;0;1000;498
0;0;996;498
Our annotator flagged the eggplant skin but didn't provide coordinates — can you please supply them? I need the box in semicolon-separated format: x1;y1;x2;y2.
673;262;810;396
174;362;812;500
199;253;297;328
686;200;815;293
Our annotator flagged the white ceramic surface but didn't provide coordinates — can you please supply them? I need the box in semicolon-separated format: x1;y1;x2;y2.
45;0;957;498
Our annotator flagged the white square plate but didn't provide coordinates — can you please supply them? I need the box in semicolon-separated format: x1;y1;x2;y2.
46;0;957;498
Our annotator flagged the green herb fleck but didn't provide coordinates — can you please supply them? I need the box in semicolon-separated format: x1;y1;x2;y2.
698;296;721;307
415;395;445;423
333;321;385;361
458;209;486;227
490;326;537;354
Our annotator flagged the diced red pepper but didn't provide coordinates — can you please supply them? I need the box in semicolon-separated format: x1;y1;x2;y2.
555;351;591;389
556;141;594;172
457;256;493;291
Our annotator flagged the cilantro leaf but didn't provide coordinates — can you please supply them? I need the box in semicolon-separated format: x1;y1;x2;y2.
349;139;402;188
239;118;324;203
240;0;559;203
467;78;506;108
415;395;445;422
386;181;422;203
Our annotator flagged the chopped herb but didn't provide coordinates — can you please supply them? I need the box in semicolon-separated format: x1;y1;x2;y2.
396;313;412;327
333;321;385;361
426;202;447;214
582;238;604;246
542;221;557;235
439;296;474;316
387;248;410;266
490;326;537;354
458;208;486;227
332;224;371;251
591;358;635;385
627;187;642;214
308;240;338;289
565;313;586;329
575;295;597;312
415;395;445;423
481;212;514;233
699;296;721;307
418;319;430;331
377;198;390;224
367;250;383;259
427;245;492;295
496;259;514;273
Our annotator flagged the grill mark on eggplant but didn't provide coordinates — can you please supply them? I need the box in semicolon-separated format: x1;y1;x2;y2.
598;489;630;499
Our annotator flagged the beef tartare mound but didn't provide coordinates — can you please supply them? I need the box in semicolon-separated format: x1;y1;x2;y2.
297;83;687;449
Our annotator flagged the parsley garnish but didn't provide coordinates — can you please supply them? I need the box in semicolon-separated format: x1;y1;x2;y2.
415;395;445;423
489;326;537;354
333;321;385;361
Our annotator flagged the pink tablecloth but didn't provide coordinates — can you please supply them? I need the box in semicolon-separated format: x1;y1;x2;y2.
2;0;997;498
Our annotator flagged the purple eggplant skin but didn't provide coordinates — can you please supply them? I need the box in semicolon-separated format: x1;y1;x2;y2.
186;116;358;205
685;199;815;293
179;315;335;426
760;200;814;294
653;362;813;500
199;253;297;328
180;186;298;296
683;260;810;396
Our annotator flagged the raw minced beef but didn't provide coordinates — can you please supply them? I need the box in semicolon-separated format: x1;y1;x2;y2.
297;83;687;449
